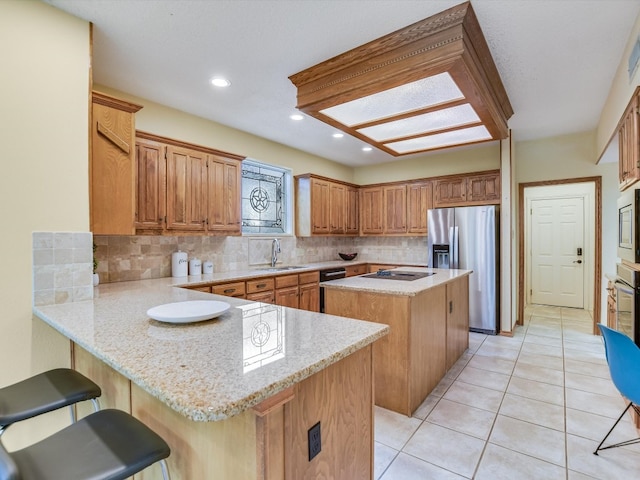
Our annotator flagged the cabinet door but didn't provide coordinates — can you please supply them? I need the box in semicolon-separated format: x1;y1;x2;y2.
383;185;407;234
299;282;319;312
275;286;299;308
433;178;467;207
136;139;166;232
467;173;500;204
619;94;640;190
311;178;330;234
407;182;432;235
166;146;207;231
329;183;346;234
446;276;469;370
207;155;241;233
91;99;137;235
360;187;384;234
345;186;359;235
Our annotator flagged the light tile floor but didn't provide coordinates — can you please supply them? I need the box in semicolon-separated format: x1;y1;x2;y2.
374;305;640;479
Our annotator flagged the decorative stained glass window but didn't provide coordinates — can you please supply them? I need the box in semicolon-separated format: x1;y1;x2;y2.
241;159;291;234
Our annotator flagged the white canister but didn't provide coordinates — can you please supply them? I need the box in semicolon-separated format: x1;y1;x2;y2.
203;261;214;274
189;258;202;276
171;251;188;277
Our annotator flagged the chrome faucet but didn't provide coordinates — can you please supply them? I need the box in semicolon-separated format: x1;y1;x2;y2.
271;238;281;267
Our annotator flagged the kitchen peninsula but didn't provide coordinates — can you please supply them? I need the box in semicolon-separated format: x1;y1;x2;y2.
323;267;471;416
33;278;388;480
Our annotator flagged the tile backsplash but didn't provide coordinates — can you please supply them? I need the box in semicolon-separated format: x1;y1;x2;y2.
33;232;94;306
94;235;428;283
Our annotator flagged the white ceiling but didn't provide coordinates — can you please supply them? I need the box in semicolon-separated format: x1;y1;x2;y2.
45;0;640;167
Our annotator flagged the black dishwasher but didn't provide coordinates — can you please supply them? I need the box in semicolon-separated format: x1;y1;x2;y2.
319;267;346;313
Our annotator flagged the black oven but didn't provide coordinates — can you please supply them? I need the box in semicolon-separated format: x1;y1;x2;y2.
614;263;640;346
617;187;640;264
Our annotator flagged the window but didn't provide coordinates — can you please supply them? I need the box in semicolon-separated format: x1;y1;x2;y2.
241;159;292;235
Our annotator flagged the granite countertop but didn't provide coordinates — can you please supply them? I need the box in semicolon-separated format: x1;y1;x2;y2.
170;259;426;288
33;277;388;422
321;266;472;296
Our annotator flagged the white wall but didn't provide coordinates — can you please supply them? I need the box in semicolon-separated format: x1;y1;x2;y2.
0;0;90;447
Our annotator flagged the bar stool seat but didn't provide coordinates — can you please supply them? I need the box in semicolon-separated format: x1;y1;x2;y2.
1;409;171;480
0;369;101;435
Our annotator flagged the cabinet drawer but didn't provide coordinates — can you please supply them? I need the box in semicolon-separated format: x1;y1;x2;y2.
298;271;320;285
275;274;299;289
345;265;365;277
211;282;246;297
368;264;398;273
247;278;275;293
187;285;211;293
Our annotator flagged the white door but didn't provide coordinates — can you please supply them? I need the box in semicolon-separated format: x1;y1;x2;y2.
530;197;584;308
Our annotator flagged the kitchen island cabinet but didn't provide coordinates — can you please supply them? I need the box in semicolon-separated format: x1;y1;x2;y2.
34;278;387;480
323;267;470;416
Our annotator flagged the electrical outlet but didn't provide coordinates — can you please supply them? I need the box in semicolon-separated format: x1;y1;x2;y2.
308;421;321;461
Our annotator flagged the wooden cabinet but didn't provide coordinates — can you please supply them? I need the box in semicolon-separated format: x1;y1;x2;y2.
90;92;142;235
329;183;346;234
360;186;384;234
345;186;359;235
433;170;500;207
211;281;246;298
383;185;407;234
135;132;244;236
368;264;398;273
295;175;359;236
298;271;320;312
446;275;470;370
467;172;501;204
207;155;241;234
618;89;640;190
275;286;299;308
345;264;366;277
165;145;208;232
407;181;433;234
135;138;165;232
246;278;275;304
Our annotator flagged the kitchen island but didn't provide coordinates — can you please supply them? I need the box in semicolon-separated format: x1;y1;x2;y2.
33;277;388;480
322;267;471;416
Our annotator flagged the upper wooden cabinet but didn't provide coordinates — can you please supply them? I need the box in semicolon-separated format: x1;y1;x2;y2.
433;170;500;207
407;181;433;234
135;132;244;236
295;174;359;236
359;186;384;235
618;89;640;191
383;185;407;234
90;92;142;235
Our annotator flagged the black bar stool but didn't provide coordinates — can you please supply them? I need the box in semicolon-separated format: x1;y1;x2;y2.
0;369;101;436
0;409;171;480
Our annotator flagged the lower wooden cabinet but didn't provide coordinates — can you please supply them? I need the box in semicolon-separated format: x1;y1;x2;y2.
446;275;470;370
211;282;246;298
275;285;299;308
345;264;366;277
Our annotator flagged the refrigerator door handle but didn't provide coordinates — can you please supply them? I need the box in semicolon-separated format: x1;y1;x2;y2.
451;226;459;269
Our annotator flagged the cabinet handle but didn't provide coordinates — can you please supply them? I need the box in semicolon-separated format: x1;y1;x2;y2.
449;301;453;314
223;288;236;294
257;283;267;288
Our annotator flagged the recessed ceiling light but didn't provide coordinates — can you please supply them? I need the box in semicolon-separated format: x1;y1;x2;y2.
211;77;231;88
362;146;372;152
290;114;304;121
332;133;344;138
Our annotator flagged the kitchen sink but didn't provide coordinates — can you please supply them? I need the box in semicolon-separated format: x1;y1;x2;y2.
255;266;306;272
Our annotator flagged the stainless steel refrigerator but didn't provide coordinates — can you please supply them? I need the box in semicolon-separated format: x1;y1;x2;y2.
427;206;500;334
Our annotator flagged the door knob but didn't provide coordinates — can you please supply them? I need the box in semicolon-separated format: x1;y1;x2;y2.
573;260;582;264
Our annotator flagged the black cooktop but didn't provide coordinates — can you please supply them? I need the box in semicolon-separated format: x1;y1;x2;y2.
361;270;436;281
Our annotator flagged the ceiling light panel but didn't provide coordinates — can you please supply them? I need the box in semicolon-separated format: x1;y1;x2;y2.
357;103;481;142
289;2;513;157
385;125;492;154
320;73;464;127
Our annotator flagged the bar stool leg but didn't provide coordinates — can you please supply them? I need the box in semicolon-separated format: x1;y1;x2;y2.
68;398;101;424
160;459;171;480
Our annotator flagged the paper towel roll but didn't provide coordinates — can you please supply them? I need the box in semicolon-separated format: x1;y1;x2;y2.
171;251;188;277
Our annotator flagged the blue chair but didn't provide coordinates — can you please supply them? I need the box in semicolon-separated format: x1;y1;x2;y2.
594;324;640;455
